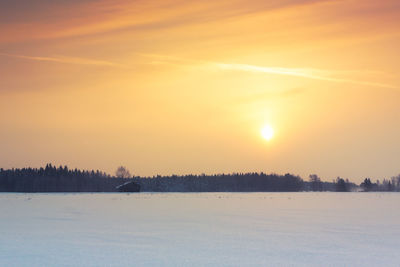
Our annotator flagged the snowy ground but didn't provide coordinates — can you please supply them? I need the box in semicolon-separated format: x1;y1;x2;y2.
0;193;399;266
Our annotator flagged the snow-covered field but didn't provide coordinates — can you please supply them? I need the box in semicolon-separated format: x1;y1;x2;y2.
1;193;399;266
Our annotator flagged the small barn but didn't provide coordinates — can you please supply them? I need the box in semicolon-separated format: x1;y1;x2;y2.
116;181;140;192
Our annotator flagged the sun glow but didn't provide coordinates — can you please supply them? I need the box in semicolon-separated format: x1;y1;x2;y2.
261;125;274;141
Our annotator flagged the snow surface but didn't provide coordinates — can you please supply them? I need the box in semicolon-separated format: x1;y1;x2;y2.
0;193;399;266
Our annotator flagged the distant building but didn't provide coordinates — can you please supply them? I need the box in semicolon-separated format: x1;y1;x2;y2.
116;181;140;192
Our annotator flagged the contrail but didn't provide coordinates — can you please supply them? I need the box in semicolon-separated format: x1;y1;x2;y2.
5;51;395;89
139;53;397;89
0;53;124;67
216;63;397;89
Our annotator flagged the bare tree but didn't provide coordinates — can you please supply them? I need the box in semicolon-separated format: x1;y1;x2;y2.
391;175;400;191
309;174;323;191
115;166;131;178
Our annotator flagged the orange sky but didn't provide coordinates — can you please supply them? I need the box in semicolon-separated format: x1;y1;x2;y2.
1;0;399;182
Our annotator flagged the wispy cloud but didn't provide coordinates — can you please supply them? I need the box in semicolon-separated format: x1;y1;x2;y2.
0;53;124;67
216;63;397;89
139;54;397;89
0;0;332;43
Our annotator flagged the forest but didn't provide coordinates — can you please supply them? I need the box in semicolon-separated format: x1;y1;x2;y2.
0;164;399;192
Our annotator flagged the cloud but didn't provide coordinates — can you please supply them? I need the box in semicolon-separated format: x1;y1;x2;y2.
0;53;124;67
216;63;397;89
139;54;397;89
0;0;335;43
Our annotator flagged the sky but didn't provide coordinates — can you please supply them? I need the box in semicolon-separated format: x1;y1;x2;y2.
1;0;399;182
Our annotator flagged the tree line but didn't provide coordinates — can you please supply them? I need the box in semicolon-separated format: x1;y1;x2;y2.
307;174;400;192
0;164;399;192
133;173;304;192
0;164;130;192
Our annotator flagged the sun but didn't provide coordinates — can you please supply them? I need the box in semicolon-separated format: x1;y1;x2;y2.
261;125;274;141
